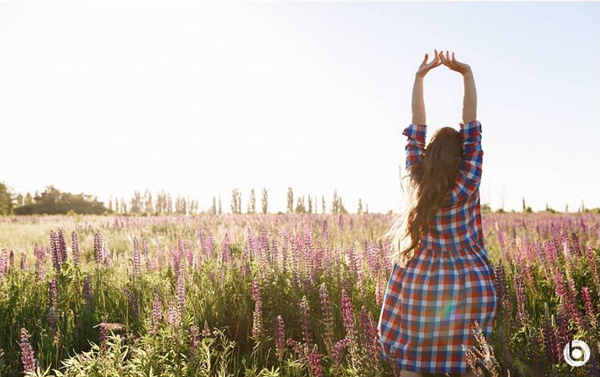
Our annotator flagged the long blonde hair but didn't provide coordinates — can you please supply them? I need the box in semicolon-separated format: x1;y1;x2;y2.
384;127;463;268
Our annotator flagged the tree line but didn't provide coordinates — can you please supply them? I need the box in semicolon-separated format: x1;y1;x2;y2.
0;182;369;216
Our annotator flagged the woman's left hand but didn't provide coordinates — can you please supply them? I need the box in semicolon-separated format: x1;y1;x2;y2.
416;49;442;78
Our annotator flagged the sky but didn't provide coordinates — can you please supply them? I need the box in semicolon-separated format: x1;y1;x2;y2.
0;1;599;214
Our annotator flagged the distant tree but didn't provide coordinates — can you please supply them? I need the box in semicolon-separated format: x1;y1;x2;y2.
261;188;268;214
15;193;23;207
0;182;14;215
231;188;242;214
307;196;313;213
24;192;33;206
321;195;326;214
295;196;306;213
357;198;363;214
144;189;154;215
130;191;143;214
248;189;256;214
287;187;294;213
218;195;222;215
13;185;108;215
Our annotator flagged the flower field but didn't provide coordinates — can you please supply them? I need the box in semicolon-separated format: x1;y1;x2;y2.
0;212;598;377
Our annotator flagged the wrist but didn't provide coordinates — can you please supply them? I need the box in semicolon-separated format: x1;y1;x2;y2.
415;72;425;80
462;69;473;77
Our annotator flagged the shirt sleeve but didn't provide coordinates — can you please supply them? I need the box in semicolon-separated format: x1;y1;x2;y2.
446;120;483;205
402;123;427;170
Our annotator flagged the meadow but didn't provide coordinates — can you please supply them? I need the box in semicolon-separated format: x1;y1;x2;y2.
0;212;598;377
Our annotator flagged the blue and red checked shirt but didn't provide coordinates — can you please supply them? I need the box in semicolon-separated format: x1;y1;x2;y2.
377;119;497;374
402;119;484;252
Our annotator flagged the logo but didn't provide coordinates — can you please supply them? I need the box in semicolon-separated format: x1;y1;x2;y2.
563;340;590;367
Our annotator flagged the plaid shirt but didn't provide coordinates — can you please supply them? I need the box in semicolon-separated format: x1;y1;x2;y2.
377;120;497;374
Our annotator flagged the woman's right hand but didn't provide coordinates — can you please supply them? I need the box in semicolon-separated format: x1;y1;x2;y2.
439;51;472;75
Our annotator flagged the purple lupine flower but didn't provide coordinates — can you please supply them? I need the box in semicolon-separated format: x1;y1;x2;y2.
122;287;139;319
542;307;558;363
341;289;355;333
581;286;598;330
359;305;379;364
514;272;529;325
189;325;200;356
20;253;26;270
322;220;329;240
83;274;93;311
47;307;57;333
133;237;141;278
554;270;584;328
9;249;14;270
49;276;58;308
319;283;335;352
275;315;286;362
300;296;313;346
570;231;581;256
0;249;7;275
57;228;67;262
308;344;323;377
251;280;263;338
221;232;231;265
20;328;36;373
151;289;163;335
167;299;181;328
94;232;103;263
50;230;61;272
338;214;343;229
102;243;110;267
555;304;571;362
287;337;308;364
71;231;79;267
332;337;350;366
177;272;186;316
349;217;355;231
585;242;600;292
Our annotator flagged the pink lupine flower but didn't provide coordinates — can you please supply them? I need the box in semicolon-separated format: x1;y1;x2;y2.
359;305;379;364
275;315;286;362
94;232;102;263
513;272;529;325
332;337;350;366
308;343;323;377
20;328;36;373
251;280;263;338
133;237;141;278
581;286;598;330
57;228;67;262
167;299;181;328
300;296;313;346
319;283;335;352
151;289;163;335
341;289;355;333
189;325;200;356
177;272;186;316
71;231;79;267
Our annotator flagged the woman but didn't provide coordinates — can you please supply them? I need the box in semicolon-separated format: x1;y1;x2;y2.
377;50;498;377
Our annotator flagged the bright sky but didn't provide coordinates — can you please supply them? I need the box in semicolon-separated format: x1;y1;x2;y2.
1;2;599;214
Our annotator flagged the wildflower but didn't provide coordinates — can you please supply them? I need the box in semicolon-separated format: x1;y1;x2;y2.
71;231;79;266
300;296;313;346
275;315;286;362
20;328;36;373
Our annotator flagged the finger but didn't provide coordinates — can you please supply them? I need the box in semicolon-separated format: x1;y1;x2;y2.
452;52;457;64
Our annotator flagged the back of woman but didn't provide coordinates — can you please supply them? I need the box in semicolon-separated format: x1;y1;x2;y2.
377;50;498;377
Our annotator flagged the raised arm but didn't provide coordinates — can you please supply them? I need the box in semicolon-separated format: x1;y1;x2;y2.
439;51;483;204
403;50;442;169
